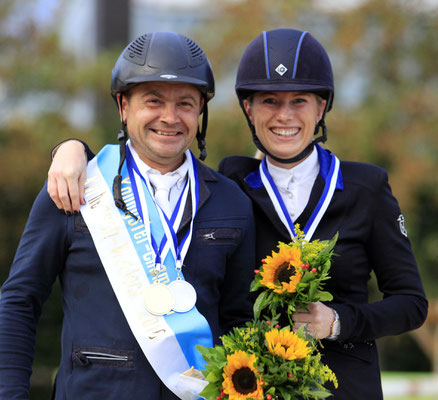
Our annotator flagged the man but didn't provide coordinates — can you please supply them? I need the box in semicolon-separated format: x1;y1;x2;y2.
0;31;255;400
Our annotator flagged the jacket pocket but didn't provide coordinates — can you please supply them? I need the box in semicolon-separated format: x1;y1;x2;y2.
72;346;134;368
196;227;241;245
321;340;375;364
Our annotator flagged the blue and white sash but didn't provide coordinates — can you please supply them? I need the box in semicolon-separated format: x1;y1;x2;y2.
81;144;212;399
259;145;341;241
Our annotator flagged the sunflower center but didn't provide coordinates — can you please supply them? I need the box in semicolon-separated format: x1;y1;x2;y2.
231;367;257;395
275;262;295;284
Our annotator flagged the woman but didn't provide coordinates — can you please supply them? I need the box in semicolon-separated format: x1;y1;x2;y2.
47;29;427;399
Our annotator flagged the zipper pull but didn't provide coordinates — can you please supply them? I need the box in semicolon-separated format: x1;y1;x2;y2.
203;232;216;240
72;351;90;367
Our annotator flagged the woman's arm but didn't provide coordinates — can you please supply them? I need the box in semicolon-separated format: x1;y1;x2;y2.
47;140;91;213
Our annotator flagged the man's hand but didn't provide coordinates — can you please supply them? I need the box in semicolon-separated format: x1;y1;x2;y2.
292;301;335;339
47;140;87;213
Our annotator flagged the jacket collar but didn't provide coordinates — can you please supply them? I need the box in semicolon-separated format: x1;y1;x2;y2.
245;145;343;191
243;145;343;239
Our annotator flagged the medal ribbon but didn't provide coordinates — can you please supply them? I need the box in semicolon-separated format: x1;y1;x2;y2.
126;145;190;273
259;145;341;241
81;144;211;399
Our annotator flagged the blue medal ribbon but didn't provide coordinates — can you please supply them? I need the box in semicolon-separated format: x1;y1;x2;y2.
126;146;189;271
259;145;342;241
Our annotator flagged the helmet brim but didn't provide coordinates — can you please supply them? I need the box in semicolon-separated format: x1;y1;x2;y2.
124;74;213;99
236;81;332;96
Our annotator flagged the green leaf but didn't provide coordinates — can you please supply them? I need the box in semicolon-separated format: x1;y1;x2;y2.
309;281;317;299
199;383;220;400
250;278;261;292
253;290;268;319
317;291;333;301
300;272;315;284
205;371;220;383
306;390;333;398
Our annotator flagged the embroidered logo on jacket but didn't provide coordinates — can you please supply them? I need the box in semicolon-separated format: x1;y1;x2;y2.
397;214;408;237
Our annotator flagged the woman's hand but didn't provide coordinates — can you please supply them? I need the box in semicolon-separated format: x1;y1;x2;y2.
47;140;88;213
292;301;335;339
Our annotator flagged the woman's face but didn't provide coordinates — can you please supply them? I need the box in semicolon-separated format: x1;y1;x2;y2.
244;91;326;168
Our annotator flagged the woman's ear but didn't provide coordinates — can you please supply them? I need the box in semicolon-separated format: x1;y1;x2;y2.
243;99;253;123
317;99;327;123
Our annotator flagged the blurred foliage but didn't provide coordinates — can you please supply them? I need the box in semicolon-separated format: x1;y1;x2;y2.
1;0;438;397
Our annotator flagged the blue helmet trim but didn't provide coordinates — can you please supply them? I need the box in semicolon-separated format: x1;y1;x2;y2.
292;31;308;79
263;31;271;79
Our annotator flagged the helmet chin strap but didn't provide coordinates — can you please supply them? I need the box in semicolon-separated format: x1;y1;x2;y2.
250;119;327;165
112;93;138;219
196;97;208;161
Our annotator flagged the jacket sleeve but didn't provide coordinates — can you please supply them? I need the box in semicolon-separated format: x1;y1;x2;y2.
51;139;95;161
0;183;68;399
333;169;428;342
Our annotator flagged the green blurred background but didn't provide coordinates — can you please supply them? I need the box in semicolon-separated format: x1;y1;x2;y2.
1;0;437;398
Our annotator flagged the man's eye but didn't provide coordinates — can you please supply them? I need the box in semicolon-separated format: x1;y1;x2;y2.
262;98;276;105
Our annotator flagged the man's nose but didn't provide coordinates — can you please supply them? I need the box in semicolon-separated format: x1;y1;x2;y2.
161;103;179;124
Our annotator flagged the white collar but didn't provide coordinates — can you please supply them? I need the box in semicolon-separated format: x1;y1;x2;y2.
127;140;189;190
266;147;319;190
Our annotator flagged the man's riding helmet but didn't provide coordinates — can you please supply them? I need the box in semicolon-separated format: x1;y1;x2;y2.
235;28;334;164
111;31;215;218
112;31;215;160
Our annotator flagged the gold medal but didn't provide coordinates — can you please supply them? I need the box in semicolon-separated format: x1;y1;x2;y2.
169;280;197;313
144;283;174;316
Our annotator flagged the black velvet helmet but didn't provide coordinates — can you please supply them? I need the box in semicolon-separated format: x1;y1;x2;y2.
235;29;334;164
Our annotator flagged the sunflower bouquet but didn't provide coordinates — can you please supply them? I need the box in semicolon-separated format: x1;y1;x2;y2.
196;227;338;400
251;228;338;325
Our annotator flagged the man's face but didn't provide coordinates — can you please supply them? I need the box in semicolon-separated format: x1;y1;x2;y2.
244;91;326;168
121;81;203;173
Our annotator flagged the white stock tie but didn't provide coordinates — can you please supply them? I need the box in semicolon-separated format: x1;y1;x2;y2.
148;173;180;218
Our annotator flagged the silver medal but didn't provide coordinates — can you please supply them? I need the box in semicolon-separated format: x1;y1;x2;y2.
169;280;197;313
144;283;174;316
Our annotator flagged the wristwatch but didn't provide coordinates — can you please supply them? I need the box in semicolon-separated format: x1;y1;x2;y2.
326;309;341;340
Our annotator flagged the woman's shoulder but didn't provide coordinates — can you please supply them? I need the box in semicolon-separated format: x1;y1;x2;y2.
218;155;261;179
340;160;388;189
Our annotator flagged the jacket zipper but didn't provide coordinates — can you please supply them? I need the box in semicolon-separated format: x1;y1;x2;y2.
78;350;128;362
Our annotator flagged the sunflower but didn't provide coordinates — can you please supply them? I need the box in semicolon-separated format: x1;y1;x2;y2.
222;350;264;400
265;328;311;360
259;243;303;294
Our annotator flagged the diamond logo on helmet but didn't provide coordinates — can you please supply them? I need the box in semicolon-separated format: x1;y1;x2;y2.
160;74;178;79
275;64;288;76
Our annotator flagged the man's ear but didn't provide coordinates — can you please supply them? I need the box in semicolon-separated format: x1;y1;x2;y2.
117;93;127;123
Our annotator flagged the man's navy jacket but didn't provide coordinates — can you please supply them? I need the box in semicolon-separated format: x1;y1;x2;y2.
0;158;256;399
